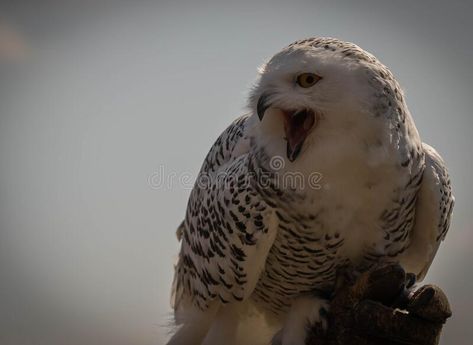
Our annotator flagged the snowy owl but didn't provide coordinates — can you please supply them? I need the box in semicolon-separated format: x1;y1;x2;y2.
167;37;454;345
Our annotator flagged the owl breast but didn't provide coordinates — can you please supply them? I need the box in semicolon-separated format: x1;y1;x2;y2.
251;158;420;315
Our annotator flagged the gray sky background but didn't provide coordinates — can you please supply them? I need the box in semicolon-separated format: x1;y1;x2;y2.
0;1;472;344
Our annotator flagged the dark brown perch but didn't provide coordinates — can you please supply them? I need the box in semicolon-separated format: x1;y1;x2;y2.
307;263;451;345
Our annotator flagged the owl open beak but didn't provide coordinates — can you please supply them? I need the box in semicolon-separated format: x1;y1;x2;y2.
283;109;316;161
257;92;273;121
257;94;316;161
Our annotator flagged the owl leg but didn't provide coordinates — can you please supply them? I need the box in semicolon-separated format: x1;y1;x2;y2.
167;304;218;345
271;295;329;345
202;304;239;345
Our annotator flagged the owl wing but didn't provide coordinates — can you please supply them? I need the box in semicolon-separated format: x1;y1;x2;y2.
399;143;454;281
171;115;278;311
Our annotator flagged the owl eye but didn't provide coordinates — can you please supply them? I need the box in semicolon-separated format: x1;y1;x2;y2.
296;73;322;88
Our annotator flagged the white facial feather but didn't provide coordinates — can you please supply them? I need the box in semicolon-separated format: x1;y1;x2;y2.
248;38;415;175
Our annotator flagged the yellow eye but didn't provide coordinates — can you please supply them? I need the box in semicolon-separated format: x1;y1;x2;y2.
296;73;322;88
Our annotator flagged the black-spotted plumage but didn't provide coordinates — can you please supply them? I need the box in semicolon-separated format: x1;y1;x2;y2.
168;37;454;345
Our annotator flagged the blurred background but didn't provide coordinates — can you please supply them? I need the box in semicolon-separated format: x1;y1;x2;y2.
0;0;471;344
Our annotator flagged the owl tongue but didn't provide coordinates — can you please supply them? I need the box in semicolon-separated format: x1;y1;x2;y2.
283;109;315;162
